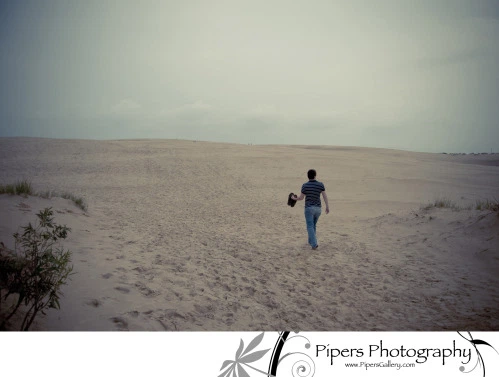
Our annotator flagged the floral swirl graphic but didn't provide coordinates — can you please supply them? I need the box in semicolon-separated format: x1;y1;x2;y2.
219;332;271;377
458;332;499;377
220;332;314;377
268;331;289;377
274;332;315;377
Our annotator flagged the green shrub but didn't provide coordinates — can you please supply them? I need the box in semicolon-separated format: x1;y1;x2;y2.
0;180;87;212
434;198;459;210
0;208;73;330
60;192;88;212
0;179;33;196
422;198;498;213
15;179;33;195
0;184;13;194
422;198;459;211
475;199;499;212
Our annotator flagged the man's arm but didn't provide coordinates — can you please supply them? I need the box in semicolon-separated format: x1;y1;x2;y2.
322;191;330;214
292;193;305;201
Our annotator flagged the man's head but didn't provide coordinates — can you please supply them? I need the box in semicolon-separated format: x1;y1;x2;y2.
307;169;316;180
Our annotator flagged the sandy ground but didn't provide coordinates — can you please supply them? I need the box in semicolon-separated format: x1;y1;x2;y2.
0;137;498;331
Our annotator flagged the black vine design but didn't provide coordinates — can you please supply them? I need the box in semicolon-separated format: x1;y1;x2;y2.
458;331;499;377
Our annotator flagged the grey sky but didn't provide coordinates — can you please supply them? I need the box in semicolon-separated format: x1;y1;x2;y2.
1;0;498;153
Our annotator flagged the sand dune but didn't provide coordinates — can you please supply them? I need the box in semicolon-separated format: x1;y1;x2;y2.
0;137;498;330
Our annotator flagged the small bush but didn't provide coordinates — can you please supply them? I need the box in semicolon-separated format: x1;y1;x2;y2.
422;198;498;213
475;199;499;212
434;198;457;209
422;198;460;211
0;208;73;330
15;179;33;195
0;179;33;196
0;180;87;212
0;184;14;194
60;192;87;212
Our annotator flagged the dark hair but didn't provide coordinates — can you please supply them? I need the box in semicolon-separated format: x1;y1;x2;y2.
307;169;316;180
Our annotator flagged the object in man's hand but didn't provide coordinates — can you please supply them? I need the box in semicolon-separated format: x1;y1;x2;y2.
287;192;297;207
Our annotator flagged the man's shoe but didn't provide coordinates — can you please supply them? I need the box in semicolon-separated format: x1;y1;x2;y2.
312;245;319;250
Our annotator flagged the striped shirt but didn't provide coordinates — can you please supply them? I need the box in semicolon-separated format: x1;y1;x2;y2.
301;180;325;207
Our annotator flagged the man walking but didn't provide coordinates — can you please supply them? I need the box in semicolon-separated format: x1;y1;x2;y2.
292;169;330;249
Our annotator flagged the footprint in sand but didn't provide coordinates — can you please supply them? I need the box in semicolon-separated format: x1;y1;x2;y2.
127;310;139;318
102;273;113;279
244;286;256;296
134;282;159;297
111;317;128;330
87;299;101;307
115;286;130;293
165;310;186;321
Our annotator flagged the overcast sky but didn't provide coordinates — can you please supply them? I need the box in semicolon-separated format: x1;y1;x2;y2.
1;0;498;153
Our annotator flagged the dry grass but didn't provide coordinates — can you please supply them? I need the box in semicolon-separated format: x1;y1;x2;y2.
0;180;87;212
